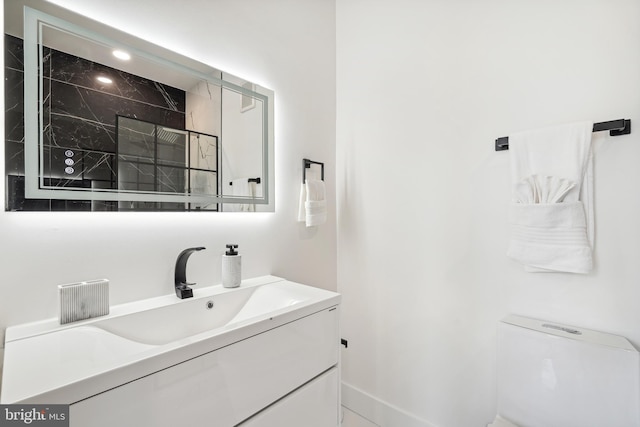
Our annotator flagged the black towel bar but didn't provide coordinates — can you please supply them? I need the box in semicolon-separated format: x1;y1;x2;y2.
302;158;324;183
229;177;261;186
495;119;631;151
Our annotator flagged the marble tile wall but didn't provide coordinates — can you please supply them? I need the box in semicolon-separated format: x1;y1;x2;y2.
4;34;187;211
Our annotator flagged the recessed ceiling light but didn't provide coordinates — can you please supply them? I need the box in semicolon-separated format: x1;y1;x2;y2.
97;76;113;84
112;50;131;61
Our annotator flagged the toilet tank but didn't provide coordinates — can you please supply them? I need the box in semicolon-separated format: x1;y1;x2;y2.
497;315;640;427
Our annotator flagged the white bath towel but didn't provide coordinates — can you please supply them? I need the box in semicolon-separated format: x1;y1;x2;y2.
507;121;594;273
298;178;326;227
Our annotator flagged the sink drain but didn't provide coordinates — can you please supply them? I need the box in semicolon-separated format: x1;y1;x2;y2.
206;300;214;309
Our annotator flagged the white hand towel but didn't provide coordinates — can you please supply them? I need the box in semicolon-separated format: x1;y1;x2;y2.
297;182;307;222
231;178;256;212
507;121;593;273
298;179;326;227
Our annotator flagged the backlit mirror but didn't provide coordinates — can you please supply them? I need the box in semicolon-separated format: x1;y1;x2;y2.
4;0;274;211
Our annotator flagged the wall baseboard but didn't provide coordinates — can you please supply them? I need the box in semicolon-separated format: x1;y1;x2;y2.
341;382;438;427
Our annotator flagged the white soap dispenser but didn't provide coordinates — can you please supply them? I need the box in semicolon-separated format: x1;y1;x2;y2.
222;244;241;288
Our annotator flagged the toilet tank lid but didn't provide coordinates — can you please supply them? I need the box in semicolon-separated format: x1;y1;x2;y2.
501;314;638;352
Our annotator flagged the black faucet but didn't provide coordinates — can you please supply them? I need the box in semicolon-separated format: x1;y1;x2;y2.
174;247;206;299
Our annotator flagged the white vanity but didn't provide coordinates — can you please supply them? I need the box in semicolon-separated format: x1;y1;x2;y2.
1;276;341;427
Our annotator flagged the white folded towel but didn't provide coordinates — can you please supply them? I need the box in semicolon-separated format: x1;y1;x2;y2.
298;178;326;227
507;121;594;273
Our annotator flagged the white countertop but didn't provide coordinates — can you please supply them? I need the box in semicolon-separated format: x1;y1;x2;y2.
1;276;341;404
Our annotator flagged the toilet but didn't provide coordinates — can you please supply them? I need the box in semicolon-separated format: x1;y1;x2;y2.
489;314;640;427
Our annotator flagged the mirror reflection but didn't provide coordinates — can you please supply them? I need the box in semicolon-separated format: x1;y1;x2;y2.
4;0;274;211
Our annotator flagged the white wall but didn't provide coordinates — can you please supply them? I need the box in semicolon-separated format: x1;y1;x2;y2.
0;0;336;382
337;0;640;426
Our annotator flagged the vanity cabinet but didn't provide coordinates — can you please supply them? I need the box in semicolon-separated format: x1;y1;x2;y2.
69;307;339;427
239;367;339;427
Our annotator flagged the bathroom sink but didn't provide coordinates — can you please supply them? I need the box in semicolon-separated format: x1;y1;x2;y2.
94;278;314;345
0;276;341;404
93;287;255;345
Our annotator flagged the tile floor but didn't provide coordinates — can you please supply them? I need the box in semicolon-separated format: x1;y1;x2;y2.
341;406;379;427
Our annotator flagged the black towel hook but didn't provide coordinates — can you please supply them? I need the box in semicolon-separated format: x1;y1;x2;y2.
302;158;324;183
